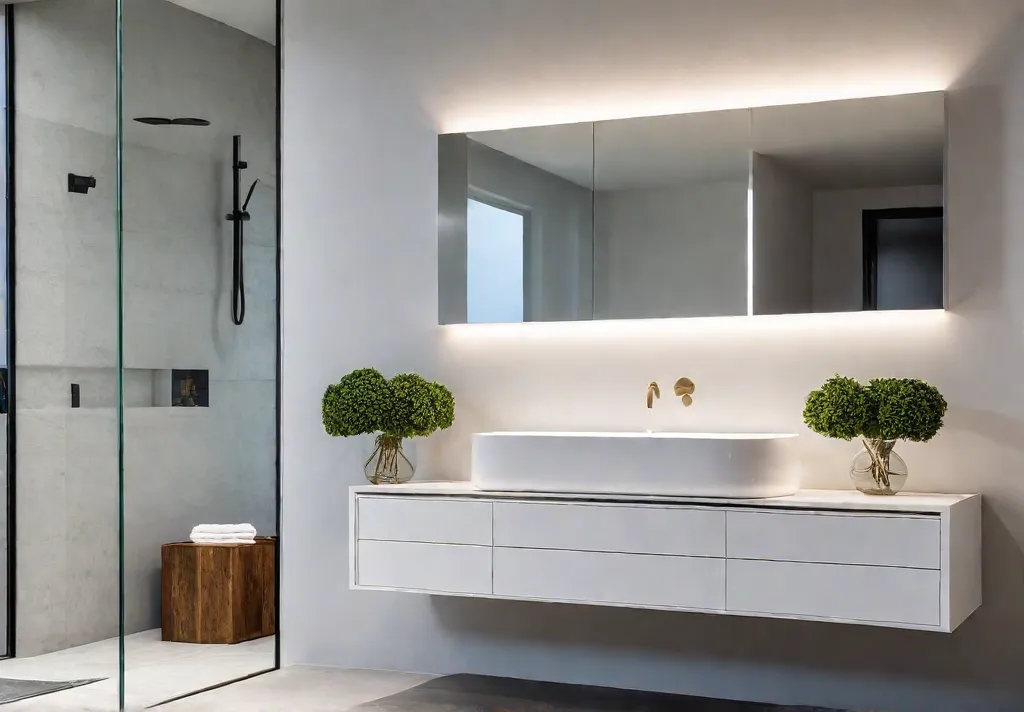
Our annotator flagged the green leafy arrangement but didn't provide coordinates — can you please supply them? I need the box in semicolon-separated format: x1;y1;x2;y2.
803;375;947;443
323;368;455;484
322;368;455;440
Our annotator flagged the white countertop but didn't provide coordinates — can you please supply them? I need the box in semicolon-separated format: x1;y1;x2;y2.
351;481;978;513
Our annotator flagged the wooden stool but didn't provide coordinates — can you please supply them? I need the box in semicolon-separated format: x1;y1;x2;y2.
161;537;276;644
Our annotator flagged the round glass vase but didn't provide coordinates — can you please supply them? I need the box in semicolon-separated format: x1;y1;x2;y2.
849;438;908;495
364;434;416;485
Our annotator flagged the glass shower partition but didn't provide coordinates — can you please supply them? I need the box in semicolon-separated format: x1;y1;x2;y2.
118;0;279;707
2;0;120;709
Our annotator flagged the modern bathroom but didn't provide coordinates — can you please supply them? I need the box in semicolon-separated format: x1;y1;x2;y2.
0;0;1022;711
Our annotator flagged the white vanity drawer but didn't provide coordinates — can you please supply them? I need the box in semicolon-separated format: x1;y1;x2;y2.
493;501;725;557
727;559;941;627
357;496;491;545
728;510;940;569
356;540;492;594
493;547;725;611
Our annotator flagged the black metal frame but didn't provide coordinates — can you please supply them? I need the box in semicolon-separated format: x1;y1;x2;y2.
274;0;282;675
862;206;944;310
4;2;16;660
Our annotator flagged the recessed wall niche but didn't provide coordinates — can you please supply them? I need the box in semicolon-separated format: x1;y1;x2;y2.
152;369;210;408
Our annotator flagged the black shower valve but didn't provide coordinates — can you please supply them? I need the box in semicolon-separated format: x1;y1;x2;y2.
225;209;252;222
68;173;97;194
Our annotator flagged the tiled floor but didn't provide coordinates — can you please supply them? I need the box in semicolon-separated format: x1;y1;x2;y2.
160;668;432;712
161;668;852;712
0;659;860;712
0;629;275;711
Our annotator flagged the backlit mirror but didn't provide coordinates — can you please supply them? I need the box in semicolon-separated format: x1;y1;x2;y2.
437;91;946;324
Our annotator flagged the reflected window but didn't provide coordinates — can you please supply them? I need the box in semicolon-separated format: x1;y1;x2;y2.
467;198;525;323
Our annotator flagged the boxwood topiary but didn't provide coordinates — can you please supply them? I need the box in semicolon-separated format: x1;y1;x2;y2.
804;374;947;443
321;368;391;437
322;368;455;440
322;369;456;483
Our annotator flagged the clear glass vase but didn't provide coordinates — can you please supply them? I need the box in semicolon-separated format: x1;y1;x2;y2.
849;438;908;495
364;434;416;485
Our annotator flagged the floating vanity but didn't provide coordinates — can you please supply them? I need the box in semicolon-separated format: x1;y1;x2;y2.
350;483;981;632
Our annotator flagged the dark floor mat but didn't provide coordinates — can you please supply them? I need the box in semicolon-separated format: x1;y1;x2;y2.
350;674;855;712
0;677;105;705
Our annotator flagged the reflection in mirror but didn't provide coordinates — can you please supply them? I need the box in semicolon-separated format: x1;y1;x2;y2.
751;92;945;313
593;109;752;319
439;122;594;324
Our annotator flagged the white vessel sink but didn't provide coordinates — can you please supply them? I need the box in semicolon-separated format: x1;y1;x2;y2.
471;431;800;498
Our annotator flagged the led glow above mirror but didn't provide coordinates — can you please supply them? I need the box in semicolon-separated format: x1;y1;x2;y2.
438;91;946;324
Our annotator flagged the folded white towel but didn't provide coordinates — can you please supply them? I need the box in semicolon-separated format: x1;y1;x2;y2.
191;537;256;545
191;533;256;541
190;523;257;536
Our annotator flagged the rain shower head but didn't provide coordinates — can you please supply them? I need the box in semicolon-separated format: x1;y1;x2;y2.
133;117;211;126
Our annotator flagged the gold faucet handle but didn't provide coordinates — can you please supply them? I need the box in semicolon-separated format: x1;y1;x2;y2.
674;378;695;407
646;381;661;409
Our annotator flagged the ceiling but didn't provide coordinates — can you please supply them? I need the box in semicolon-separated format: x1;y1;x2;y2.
8;0;276;43
167;0;276;44
470;91;945;191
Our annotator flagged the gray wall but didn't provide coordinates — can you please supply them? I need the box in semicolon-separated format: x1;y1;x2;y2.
594;181;748;319
15;0;277;655
283;1;1024;711
752;153;813;315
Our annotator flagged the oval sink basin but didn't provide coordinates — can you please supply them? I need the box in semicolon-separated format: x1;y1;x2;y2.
471;431;800;498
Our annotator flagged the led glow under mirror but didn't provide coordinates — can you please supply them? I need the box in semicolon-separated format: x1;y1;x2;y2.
437;91;946;324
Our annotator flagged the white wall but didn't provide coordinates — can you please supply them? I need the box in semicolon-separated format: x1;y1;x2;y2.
812;185;944;312
282;1;1024;710
752;153;813;314
594;182;747;319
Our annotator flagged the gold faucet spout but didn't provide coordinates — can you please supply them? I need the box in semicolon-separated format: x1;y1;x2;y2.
646;381;661;409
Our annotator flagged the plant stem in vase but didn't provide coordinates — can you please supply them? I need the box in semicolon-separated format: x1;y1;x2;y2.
364;434;414;485
850;438;908;495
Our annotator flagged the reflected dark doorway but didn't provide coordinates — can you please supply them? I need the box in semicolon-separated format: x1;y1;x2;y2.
863;207;944;311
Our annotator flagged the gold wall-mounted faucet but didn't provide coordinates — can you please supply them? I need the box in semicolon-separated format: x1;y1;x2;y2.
648;378;695;408
646;381;661;409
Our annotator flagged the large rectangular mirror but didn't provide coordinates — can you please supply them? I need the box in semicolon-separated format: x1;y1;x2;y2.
437;91;945;324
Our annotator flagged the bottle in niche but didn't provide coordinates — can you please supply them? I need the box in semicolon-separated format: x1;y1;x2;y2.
174;378;198;407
